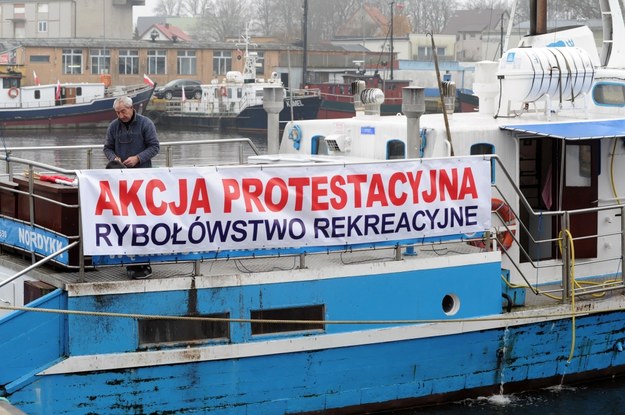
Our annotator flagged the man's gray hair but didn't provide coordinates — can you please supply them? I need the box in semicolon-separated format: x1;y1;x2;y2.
113;96;133;109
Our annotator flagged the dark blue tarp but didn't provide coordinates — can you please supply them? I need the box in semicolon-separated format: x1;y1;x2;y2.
501;119;625;140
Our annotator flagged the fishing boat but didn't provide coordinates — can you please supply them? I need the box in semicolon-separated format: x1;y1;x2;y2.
311;72;478;118
146;31;321;134
3;0;625;413
0;71;155;129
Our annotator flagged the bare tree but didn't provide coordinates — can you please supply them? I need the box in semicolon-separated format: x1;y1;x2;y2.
462;0;510;10
194;0;253;41
253;0;277;37
404;0;458;33
307;0;361;43
154;0;183;16
181;0;213;16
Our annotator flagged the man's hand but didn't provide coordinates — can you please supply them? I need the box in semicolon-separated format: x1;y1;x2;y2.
123;155;140;168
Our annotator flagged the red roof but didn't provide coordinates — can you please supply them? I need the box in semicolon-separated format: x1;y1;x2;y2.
142;23;191;42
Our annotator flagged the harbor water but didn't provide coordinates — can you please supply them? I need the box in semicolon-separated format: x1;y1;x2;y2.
2;126;625;414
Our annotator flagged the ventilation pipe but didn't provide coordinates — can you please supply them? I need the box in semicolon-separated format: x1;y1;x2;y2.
352;80;366;115
402;87;425;159
263;86;284;154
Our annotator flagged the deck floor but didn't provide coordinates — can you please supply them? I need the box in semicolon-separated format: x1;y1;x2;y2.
0;242;482;288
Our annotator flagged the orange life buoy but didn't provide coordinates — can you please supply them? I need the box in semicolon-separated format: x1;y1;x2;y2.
8;87;19;99
220;86;227;97
471;198;516;250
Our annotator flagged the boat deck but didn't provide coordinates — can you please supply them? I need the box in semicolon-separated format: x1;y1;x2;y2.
1;241;483;288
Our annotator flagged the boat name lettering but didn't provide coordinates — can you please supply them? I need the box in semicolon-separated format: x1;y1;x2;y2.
93;168;478;217
286;100;303;107
18;228;64;254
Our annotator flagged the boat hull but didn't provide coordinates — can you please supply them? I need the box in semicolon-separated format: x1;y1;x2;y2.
153;95;321;133
0;86;154;129
6;306;625;415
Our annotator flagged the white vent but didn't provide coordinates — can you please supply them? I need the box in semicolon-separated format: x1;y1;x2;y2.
323;134;350;153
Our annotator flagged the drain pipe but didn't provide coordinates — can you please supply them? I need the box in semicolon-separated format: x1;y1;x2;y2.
402;87;425;159
263;86;285;154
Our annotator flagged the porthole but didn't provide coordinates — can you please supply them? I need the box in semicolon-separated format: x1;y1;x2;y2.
442;294;460;316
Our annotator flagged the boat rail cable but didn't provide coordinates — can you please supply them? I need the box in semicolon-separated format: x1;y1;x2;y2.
427;31;454;156
2;302;625;326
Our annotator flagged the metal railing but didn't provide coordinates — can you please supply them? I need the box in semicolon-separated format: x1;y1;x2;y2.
485;154;625;302
0;150;622;305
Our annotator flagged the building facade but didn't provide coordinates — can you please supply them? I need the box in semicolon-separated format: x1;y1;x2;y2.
5;39;381;90
0;0;142;40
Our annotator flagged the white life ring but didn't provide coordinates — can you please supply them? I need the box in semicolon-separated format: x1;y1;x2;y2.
8;87;19;99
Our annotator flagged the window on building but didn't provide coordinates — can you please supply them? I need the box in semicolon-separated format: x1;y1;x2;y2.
14;4;25;16
177;50;196;75
38;21;47;33
251;305;325;335
38;4;49;13
30;55;50;63
90;49;110;75
254;51;264;75
118;49;139;75
62;48;82;74
138;313;230;346
213;50;231;75
147;49;166;75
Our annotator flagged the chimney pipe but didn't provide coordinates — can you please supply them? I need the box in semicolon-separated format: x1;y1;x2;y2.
263;86;285;154
402;87;425;159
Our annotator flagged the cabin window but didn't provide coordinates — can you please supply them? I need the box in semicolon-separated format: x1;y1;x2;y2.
34;90;40;99
2;78;19;89
213;50;232;75
138;312;230;346
471;143;495;183
147;49;166;75
90;49;110;75
592;82;625;107
251;305;325;335
177;50;196;75
62;48;82;74
566;144;592;187
387;139;405;159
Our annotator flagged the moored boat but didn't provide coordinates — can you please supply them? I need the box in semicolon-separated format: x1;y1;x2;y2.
0;71;155;129
4;1;625;414
146;30;321;134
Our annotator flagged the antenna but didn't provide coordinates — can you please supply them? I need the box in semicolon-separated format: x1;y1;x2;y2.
236;24;259;81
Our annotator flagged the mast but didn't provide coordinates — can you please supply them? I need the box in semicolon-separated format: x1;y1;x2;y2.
302;0;309;86
390;1;394;80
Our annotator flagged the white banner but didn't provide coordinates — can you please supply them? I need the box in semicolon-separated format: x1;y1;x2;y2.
76;158;492;256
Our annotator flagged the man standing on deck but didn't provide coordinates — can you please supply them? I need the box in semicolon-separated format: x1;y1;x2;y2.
104;95;160;168
103;95;160;279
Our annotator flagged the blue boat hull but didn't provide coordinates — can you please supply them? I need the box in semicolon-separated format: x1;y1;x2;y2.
6;310;625;415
